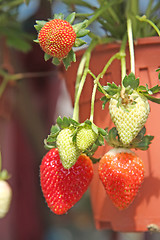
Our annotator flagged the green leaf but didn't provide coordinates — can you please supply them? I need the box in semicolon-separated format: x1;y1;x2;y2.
100;96;110;109
132;126;146;143
34;20;47;31
54;13;64;20
62;49;76;70
44;139;56;150
149;85;160;94
91;123;99;135
101;82;120;96
65;12;76;24
90;156;100;164
84;120;92;125
47;135;57;143
138;85;147;91
108;127;119;144
34;39;39;43
96;134;105;146
133;135;154;150
56;116;71;128
50;125;60;134
52;57;61;66
144;94;160;104
146;84;153;95
98;127;107;136
76;29;90;38
56;116;63;128
72;20;88;34
69;118;79;126
74;38;86;47
44;53;52;61
123;73;139;90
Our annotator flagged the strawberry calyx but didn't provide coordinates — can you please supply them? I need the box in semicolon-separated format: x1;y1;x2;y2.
99;72;160;108
44;116;107;162
0;170;10;181
34;12;90;69
105;126;154;150
0;153;10;181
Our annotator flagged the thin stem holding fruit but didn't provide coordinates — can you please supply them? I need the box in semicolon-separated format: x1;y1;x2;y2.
72;39;98;122
136;15;160;37
89;52;124;122
127;18;135;74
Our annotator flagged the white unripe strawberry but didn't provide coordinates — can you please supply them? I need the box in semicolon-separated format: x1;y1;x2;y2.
56;128;80;169
109;91;150;145
0;180;12;218
76;125;97;151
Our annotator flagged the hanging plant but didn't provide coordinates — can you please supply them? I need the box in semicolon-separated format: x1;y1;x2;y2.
35;0;160;216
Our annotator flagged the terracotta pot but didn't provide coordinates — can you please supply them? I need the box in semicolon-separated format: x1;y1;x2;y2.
63;37;160;232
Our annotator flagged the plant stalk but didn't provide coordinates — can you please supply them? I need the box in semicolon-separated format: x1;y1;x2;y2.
72;39;98;122
127;18;135;74
89;52;123;122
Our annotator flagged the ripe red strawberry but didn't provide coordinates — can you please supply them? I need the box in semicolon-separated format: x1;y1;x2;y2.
40;148;93;215
38;19;76;59
99;148;144;210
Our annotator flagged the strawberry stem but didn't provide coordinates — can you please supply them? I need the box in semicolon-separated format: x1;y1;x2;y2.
120;34;127;82
127;18;135;74
85;2;117;28
73;39;98;122
89;52;123;122
136;15;160;37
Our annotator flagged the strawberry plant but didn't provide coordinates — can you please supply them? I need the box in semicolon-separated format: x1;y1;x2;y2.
35;0;160;214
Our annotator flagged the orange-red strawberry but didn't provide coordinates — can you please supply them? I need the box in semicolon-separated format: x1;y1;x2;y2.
40;148;93;215
38;19;76;59
99;148;144;210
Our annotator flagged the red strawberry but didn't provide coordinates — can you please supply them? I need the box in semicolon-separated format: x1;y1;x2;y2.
38;19;76;59
40;148;93;215
99;148;144;210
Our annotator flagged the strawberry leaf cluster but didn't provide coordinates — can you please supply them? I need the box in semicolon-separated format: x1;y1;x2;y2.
105;126;154;150
100;73;160;108
44;116;107;159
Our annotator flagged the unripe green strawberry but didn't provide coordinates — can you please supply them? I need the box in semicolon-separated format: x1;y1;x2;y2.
99;148;144;210
38;19;76;59
0;180;12;218
76;125;98;151
56;128;80;169
109;91;150;145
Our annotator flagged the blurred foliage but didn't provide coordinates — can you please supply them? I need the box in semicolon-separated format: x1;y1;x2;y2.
60;0;160;40
0;0;33;52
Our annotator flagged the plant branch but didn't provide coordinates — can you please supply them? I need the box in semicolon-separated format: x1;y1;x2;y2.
72;39;98;122
136;15;160;37
127;18;135;74
89;52;123;122
85;1;118;28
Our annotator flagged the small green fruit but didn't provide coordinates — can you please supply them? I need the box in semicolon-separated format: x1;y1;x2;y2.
109;91;150;145
76;125;98;151
56;128;80;169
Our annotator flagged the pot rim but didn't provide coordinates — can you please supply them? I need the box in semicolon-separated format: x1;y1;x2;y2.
75;36;160;57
